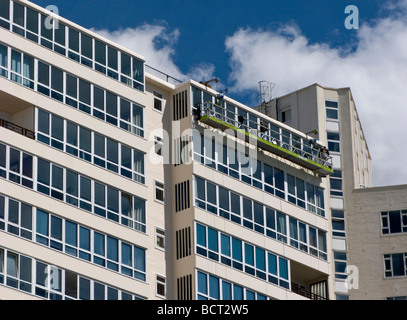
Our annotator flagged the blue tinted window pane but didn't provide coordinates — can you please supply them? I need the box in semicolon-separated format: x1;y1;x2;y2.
222;281;232;300
206;182;216;205
79;127;91;152
121;243;132;266
208;228;218;252
81;34;92;59
195;177;205;201
277;212;286;235
79;277;90;300
66;170;78;197
66;74;77;98
9;148;20;173
94;182;105;207
107;187;119;213
36;209;49;236
37;109;49;134
107;139;118;163
256;248;266;271
221;234;230;256
50;216;62;240
38;61;49;86
107;236;118;261
121;53;131;76
268;253;277;275
265;208;275;229
65;221;77;246
233;285;243;300
230;192;240;215
108;47;118;70
80;177;91;201
133;247;145;272
93;282;104;300
79;226;90;250
79;80;90;105
244;244;254;266
0;0;9;20
246;290;255;300
94;232;105;256
196;224;206;247
51;67;63;92
326;109;338;119
219;187;229;211
197;271;207;295
51;165;63;190
232;238;242;261
209;275;219;299
264;164;273;185
274;168;284;190
37;159;50;185
22;154;33;179
121;145;131;169
106;92;117;117
243;198;252;220
279;257;289;280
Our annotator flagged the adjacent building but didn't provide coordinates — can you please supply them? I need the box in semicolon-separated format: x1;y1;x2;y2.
255;83;407;300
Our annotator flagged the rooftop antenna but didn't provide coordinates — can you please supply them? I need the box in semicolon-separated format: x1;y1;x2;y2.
258;81;275;104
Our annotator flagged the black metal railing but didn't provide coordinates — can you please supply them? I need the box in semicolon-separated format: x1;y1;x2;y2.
194;102;333;170
145;65;183;85
0;118;35;140
291;283;327;300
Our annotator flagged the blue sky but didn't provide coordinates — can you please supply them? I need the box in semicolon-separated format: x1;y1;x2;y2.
30;0;383;88
30;0;407;187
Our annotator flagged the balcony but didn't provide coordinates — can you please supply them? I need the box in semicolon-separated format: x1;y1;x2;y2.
0;118;34;139
291;282;327;300
193;102;333;176
290;260;329;300
0;89;35;140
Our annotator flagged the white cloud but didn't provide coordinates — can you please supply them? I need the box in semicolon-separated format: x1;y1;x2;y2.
92;24;217;85
225;2;407;187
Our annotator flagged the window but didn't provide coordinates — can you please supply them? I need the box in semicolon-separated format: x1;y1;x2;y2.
384;253;407;278
153;92;163;112
156;275;166;298
154;181;164;203
330;170;343;196
156;228;165;250
381;210;407;235
0;244;144;300
0;43;7;77
326;100;339;120
36;109;145;183
0;0;9;20
1;5;144;90
332;210;346;237
196;223;290;289
327;132;340;153
193;175;327;260
334;251;348;280
7;252;18;288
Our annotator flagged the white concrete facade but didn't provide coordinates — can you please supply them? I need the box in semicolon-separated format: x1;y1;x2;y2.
0;0;335;300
